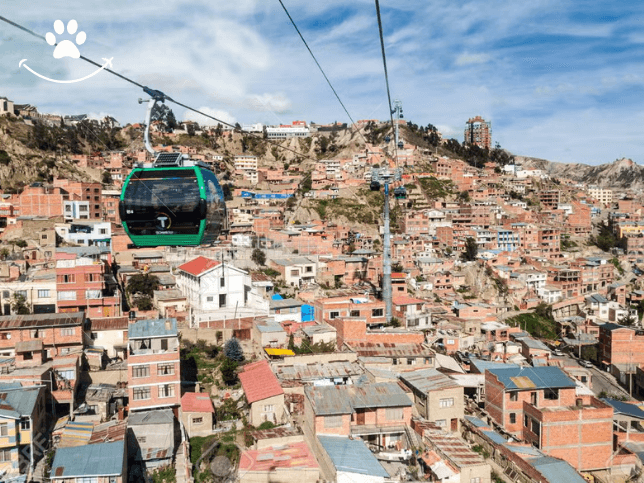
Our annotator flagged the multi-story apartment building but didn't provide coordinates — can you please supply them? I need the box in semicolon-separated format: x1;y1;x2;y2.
494;227;520;252
539;190;561;209
0;269;57;315
234;155;258;185
588;186;613;204
485;366;613;472
128;318;181;411
55;247;119;318
55;221;111;250
314;296;386;328
464;116;492;149
53;179;102;220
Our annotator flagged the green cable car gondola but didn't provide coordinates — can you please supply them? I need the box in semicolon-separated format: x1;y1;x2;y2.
119;94;228;247
393;186;407;199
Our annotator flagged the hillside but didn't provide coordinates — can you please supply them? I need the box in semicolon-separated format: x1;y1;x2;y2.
518;155;644;190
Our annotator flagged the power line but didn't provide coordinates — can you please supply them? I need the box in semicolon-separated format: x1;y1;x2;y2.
373;0;399;166
276;0;369;146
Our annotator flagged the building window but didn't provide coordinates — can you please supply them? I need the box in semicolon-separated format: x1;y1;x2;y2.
219;294;227;308
0;423;7;436
435;419;446;427
159;384;175;398
220;277;225;287
544;388;559;400
206;296;213;302
305;266;313;272
59;370;74;380
470;478;481;483
133;387;151;400
329;311;340;319
20;418;30;430
37;289;50;298
524;414;529;427
0;448;10;462
60;327;75;336
157;363;174;376
132;365;150;378
137;436;146;444
263;404;274;412
30;329;43;339
372;308;384;317
2;291;8;299
509;391;518;401
100;228;107;235
439;398;454;408
385;407;404;420
350;310;360;317
510;413;516;424
192;417;203;424
324;415;343;428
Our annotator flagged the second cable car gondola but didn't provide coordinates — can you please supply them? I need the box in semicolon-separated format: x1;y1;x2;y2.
370;180;381;191
119;93;228;247
393;186;407;199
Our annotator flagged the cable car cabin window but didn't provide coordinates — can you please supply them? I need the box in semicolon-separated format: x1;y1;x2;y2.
122;169;202;235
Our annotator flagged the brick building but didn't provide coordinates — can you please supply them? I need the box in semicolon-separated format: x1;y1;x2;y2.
56;248;119;318
53;179;103;220
464;116;492;150
128;318;181;412
239;360;285;426
598;323;644;390
485;366;613;471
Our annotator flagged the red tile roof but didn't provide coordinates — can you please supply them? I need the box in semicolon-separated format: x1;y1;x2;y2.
181;392;215;413
239;360;284;404
177;256;220;276
392;296;427;306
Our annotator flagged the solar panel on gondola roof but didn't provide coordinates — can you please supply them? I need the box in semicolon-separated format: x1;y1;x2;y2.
154;152;183;166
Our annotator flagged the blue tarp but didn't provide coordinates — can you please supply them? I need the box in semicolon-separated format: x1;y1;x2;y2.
271;294;283;300
302;304;314;322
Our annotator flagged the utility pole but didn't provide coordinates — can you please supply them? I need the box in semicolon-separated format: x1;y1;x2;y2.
382;172;392;324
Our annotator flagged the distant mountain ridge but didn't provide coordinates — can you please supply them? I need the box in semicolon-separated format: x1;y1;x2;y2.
516;155;644;189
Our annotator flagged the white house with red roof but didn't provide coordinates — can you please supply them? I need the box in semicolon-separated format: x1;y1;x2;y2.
393;296;431;329
181;392;215;437
239;360;285;425
176;256;268;317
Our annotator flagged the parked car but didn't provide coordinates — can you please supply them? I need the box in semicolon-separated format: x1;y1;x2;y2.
579;359;594;368
552;349;564;357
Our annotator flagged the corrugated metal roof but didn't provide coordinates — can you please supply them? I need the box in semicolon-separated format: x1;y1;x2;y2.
602;398;644;419
318;436;389;477
527;456;587;483
128;408;174;426
400;368;460;393
351;342;434;358
0;312;83;329
275;361;362;381
305;382;412;415
128;318;177;339
482;430;507;445
51;440;125;477
487;366;576;390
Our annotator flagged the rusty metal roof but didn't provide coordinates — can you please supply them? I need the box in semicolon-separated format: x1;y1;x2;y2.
0;312;83;329
305;382;412;416
273;361;363;382
400;369;460;393
351;342;434;358
89;420;127;444
424;428;485;469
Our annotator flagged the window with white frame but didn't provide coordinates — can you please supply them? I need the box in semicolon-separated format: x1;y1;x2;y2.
37;289;50;298
133;387;151;400
385;407;404;420
0;423;7;436
192;417;203;424
439;398;454;408
372;308;384;317
263;404;274;412
329;311;340;319
58;370;75;380
0;448;11;462
159;384;175;398
324;415;343;428
57;291;76;301
60;327;75;336
132;365;150;378
435;419;446;427
157;363;174;376
206;296;213;302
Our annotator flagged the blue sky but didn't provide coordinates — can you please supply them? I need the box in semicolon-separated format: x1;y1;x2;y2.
2;0;644;165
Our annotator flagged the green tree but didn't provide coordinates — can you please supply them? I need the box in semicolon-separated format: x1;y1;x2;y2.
126;274;160;296
135;295;154;311
224;337;244;362
11;293;30;315
288;333;295;351
461;237;478;261
101;170;112;185
251;248;266;266
220;357;238;386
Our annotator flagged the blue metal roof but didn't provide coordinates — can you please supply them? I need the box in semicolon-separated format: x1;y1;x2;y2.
318;436;389;477
464;416;488;428
0;386;41;419
602;398;644;419
469;358;519;374
487;366;576;390
271;294;283;300
128;318;177;339
482;430;507;445
51;440;124;477
527;456;586;483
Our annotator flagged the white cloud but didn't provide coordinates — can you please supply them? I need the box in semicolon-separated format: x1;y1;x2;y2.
244;93;291;113
182;106;236;127
455;52;491;66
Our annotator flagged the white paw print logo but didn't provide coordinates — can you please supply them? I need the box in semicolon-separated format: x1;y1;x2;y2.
45;19;86;59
